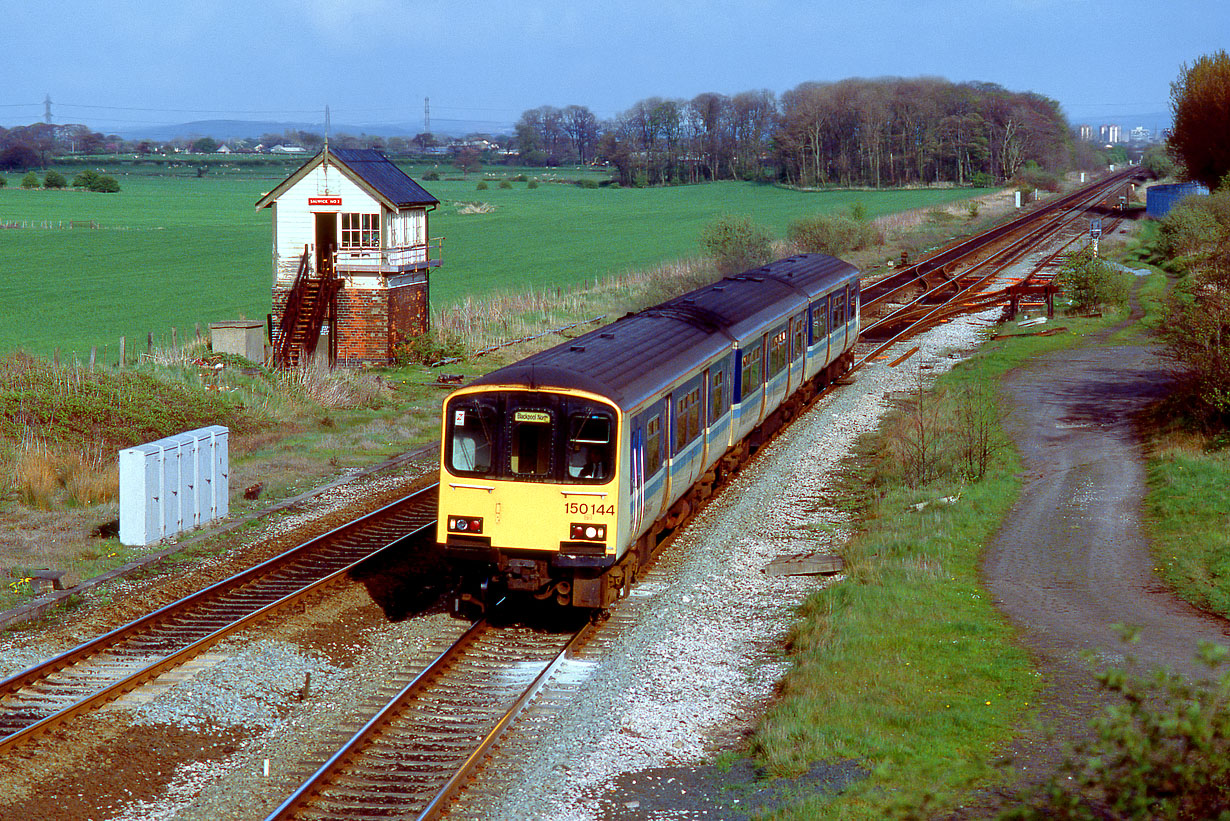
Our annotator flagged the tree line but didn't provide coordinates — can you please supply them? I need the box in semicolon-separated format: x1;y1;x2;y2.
515;77;1088;188
2;76;1102;189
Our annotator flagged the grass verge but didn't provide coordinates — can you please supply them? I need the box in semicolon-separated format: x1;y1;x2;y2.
751;283;1158;818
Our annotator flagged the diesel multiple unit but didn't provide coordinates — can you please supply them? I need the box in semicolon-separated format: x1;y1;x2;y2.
437;253;860;612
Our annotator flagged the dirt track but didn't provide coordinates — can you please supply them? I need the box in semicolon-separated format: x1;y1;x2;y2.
979;290;1230;798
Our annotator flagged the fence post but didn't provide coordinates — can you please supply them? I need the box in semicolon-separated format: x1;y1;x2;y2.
119;336;126;369
147;332;153;358
90;347;97;371
172;327;177;350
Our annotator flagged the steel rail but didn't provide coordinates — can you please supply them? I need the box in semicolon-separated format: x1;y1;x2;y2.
264;619;594;821
0;525;430;756
853;180;1128;368
860;167;1143;309
0;487;439;755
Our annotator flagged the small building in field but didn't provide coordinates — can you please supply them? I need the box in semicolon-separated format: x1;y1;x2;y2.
256;147;441;366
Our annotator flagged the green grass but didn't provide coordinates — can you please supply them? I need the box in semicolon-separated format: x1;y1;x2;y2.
0;162;990;358
1146;445;1230;618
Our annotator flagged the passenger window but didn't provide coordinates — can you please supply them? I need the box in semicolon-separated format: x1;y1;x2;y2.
567;413;612;481
645;416;662;475
510;410;553;476
449;405;495;474
769;330;788;375
813;303;828;339
741;344;763;394
794;322;804;359
710;369;725;423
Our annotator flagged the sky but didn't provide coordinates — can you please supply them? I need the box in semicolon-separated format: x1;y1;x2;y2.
3;0;1225;135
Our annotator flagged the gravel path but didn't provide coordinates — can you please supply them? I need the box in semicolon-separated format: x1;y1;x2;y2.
975;284;1230;804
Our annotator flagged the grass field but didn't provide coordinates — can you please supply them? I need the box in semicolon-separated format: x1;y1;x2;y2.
0;161;989;358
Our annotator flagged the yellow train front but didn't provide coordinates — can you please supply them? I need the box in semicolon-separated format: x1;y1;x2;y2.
437;253;861;615
438;374;629;612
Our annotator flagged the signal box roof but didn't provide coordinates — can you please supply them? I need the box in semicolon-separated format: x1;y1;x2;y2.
255;147;439;211
467;254;859;410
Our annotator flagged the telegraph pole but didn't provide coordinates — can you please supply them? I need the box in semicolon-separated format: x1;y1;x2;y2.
424;97;430;133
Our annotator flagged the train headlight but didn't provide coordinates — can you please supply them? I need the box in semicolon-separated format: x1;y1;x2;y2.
570;523;606;541
448;516;483;534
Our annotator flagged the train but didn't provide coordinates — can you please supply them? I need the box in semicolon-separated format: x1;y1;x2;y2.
436;253;861;614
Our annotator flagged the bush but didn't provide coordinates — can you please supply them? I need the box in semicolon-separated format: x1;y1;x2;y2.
498;180;512;189
421;170;440;181
475;181;488;190
1005;636;1230;820
527;180;539;189
1056;246;1129;312
970;171;995;188
511;173;528;182
700;214;774;276
73;169;101;188
577;178;599;189
20;171;39;189
89;175;120;193
787;213;882;256
0;176;7;188
1015;162;1061;193
43;170;66;189
393;329;467;365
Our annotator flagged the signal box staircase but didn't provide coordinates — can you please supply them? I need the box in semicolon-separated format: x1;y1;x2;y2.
273;247;342;368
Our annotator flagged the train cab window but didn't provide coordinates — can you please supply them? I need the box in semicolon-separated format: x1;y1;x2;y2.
710;369;726;423
812;301;828;340
769;330;788;375
567;412;613;482
741;343;763;396
848;288;859;321
448;405;495;475
510;409;553;477
645;416;663;475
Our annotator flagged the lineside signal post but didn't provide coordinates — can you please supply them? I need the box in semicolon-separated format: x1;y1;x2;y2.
1090;218;1102;257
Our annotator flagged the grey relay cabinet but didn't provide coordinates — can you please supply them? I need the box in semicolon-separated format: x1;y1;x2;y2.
119;426;229;546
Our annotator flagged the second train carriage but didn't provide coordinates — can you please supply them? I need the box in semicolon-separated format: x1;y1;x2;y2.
437;254;860;612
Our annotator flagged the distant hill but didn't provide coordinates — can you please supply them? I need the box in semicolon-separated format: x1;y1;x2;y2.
112;117;513;142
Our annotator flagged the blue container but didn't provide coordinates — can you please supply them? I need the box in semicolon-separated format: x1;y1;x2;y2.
1146;182;1210;219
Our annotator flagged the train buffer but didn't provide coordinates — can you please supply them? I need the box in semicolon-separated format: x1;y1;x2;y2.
763;553;845;577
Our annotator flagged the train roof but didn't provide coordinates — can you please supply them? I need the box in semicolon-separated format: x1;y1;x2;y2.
466;254;859;410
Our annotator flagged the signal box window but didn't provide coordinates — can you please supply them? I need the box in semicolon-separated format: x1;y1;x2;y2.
341;213;380;249
449;405;495;475
510;410;553;477
567;412;613;482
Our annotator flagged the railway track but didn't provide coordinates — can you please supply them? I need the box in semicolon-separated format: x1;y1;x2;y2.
267;616;594;821
0;486;439;756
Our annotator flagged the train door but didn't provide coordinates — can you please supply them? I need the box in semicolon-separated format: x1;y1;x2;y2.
629;426;646;538
790;311;806;392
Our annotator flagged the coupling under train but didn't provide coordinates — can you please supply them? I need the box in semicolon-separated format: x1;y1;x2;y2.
436;253;860;613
